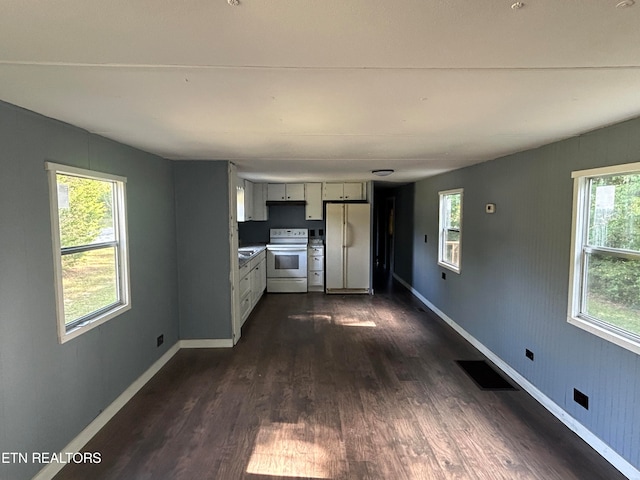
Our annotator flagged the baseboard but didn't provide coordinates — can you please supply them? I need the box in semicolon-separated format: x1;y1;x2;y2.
32;338;234;480
392;272;640;480
180;338;234;348
32;342;181;480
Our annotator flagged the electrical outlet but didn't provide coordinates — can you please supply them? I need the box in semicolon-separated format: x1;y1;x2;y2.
157;334;164;347
573;388;589;410
526;349;534;361
441;272;446;280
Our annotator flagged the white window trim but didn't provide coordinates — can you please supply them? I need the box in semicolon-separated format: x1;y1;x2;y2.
438;188;463;274
46;162;131;344
567;162;640;356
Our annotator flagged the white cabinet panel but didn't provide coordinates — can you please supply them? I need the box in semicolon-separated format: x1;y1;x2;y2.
286;183;305;200
267;183;305;201
252;183;268;221
343;182;364;200
305;183;323;220
322;182;365;201
267;183;286;201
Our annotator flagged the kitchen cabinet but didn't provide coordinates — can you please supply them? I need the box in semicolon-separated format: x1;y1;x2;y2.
305;183;323;220
322;182;364;201
237;179;254;222
268;183;305;201
244;180;254;221
307;245;324;292
252;183;268;221
325;203;371;293
239;249;267;324
251;257;267;305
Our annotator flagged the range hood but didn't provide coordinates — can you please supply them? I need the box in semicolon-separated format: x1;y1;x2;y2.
266;200;307;206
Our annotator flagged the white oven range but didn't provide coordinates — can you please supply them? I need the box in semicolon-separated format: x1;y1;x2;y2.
266;228;308;293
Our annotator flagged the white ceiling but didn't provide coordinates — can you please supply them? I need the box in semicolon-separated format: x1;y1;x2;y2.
1;0;640;183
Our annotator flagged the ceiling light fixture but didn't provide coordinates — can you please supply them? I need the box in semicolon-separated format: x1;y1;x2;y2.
511;2;524;9
372;169;395;177
616;0;635;7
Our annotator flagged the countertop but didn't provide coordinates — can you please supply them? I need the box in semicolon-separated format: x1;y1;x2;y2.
238;245;266;267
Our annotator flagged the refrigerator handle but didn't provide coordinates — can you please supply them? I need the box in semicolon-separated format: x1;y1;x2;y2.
345;222;352;248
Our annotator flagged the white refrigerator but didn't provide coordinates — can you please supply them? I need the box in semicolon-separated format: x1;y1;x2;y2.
325;203;371;294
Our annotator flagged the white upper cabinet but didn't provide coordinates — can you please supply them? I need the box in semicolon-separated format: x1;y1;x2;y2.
267;183;286;201
267;183;305;201
243;180;254;221
323;182;365;201
286;183;305;200
252;183;268;221
305;183;323;220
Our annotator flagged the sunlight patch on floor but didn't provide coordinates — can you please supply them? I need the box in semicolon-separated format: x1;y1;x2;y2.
246;422;346;478
334;316;377;328
288;314;333;322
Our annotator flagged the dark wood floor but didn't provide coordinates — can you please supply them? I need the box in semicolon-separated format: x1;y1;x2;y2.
55;274;627;480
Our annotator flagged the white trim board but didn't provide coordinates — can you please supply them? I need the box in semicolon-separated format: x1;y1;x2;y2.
32;338;234;480
392;272;640;480
180;338;234;349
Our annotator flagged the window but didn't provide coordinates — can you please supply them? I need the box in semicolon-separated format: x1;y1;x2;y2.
438;189;463;273
568;163;640;355
46;163;130;343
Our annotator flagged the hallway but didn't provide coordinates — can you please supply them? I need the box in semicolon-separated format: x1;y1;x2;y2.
55;280;626;479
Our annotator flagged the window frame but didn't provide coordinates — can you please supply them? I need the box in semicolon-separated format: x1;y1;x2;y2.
46;162;131;344
438;188;463;274
568;162;640;356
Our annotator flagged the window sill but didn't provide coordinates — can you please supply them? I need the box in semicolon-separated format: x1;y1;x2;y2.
567;315;640;356
58;303;131;344
438;261;461;274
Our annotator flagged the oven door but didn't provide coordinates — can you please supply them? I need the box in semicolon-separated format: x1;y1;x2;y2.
267;246;308;278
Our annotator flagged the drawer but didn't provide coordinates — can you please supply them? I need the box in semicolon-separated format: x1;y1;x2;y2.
239;274;251;299
308;246;324;256
308;255;324;271
239;262;250;278
249;250;266;269
308;271;324;286
240;294;252;319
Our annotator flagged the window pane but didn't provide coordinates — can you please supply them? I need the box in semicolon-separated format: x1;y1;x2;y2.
62;247;119;324
583;252;640;338
588;174;640;252
445;194;461;230
444;230;460;266
57;174;115;248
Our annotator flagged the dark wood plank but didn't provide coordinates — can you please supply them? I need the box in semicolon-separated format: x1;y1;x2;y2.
54;278;627;480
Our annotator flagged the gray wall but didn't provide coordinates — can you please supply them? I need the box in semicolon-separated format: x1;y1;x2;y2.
174;161;232;340
393;117;640;470
0;101;179;480
238;204;325;245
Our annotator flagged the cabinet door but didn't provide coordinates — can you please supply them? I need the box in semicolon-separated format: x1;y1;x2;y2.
250;265;260;306
286;183;305;200
244;180;254;220
343;182;364;200
323;182;344;200
252;183;268;221
305;183;323;220
239;272;251;299
267;183;286;201
259;258;267;293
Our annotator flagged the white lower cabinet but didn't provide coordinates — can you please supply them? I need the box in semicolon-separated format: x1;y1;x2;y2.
307;245;324;292
240;250;267;324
